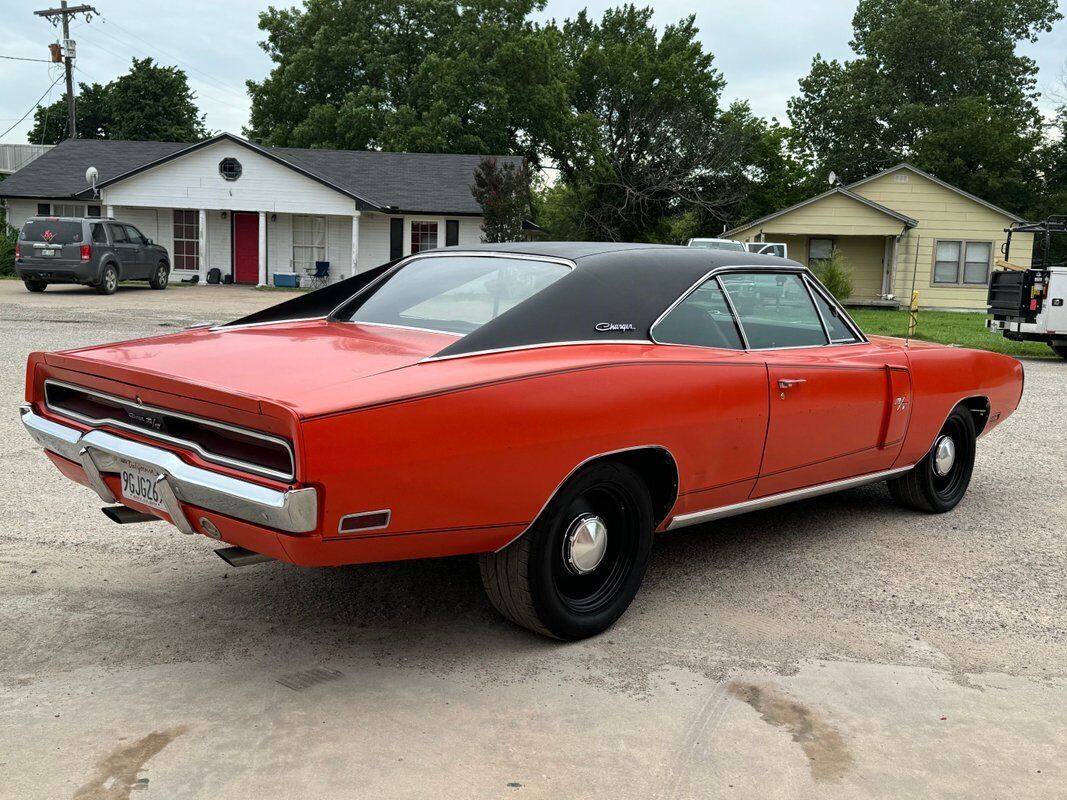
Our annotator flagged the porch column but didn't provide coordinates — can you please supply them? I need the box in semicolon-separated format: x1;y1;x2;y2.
257;211;267;287
198;208;208;285
351;211;361;278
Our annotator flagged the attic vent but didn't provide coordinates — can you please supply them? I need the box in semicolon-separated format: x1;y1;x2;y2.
894;173;909;183
219;157;242;182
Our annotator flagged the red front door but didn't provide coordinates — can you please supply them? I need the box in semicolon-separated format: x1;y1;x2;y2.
233;212;259;284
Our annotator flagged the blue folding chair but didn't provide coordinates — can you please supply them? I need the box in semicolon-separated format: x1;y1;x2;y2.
305;260;330;289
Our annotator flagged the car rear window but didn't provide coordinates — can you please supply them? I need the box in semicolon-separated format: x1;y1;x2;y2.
341;255;571;335
21;220;83;244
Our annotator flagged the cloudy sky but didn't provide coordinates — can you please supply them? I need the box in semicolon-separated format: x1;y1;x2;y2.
2;0;1065;145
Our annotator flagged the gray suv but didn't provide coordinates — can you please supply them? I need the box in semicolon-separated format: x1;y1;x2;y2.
16;216;171;295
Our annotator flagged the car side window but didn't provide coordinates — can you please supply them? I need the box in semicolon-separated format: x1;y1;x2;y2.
808;281;860;343
124;225;144;245
654;278;744;350
91;223;108;244
719;272;828;349
108;223;129;244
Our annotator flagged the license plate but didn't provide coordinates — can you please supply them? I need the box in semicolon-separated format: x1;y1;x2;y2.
40;248;55;257
119;458;166;511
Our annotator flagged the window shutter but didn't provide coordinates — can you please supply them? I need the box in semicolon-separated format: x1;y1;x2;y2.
389;218;404;260
445;219;459;247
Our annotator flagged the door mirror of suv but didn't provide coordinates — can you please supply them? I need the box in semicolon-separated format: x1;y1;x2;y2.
146;238;154;245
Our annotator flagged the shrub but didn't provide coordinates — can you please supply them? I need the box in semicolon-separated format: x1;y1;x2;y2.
811;249;854;301
0;223;17;278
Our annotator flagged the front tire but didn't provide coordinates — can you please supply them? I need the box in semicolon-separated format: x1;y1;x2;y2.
1051;343;1067;360
96;263;118;295
149;261;170;289
23;279;47;293
480;461;654;640
889;407;976;513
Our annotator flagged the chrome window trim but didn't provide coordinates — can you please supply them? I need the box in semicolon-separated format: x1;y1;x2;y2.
211;316;325;332
801;274;867;344
43;379;295;482
421;339;654;363
328;250;578;324
350;320;464;338
650;264;869;352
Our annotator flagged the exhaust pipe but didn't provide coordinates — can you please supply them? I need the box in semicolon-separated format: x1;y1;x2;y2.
102;506;159;524
215;546;274;568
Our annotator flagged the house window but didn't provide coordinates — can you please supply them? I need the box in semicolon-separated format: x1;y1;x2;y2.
219;158;242;181
87;205;102;217
933;240;991;285
410;221;439;254
173;209;200;271
52;203;83;217
808;237;833;267
37;203;50;215
293;215;326;273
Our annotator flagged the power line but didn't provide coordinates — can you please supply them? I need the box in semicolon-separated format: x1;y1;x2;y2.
34;2;98;139
0;73;65;140
97;15;248;100
0;54;53;63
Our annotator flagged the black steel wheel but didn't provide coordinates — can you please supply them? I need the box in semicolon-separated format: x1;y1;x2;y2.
96;263;118;295
480;461;654;640
149;261;170;289
23;279;47;293
889;407;976;513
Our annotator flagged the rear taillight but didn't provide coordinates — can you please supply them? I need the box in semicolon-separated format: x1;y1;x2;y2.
14;243;20;260
80;244;91;261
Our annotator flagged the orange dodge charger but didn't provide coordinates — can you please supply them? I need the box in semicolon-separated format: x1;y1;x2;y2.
20;243;1024;639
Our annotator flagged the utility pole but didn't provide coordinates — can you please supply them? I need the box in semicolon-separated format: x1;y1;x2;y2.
35;1;97;139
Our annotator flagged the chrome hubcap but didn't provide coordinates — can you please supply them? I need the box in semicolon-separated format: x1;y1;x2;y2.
563;514;608;575
933;435;956;477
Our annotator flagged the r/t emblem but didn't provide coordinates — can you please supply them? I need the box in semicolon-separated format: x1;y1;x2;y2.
894;396;908;411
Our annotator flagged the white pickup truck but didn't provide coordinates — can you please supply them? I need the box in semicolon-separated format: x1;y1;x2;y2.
987;217;1067;359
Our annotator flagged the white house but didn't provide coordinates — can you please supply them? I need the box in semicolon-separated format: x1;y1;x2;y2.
0;132;519;286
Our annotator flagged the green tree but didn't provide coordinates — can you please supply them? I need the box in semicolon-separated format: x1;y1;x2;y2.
29;58;208;144
544;5;744;241
471;156;532;242
787;0;1061;213
246;0;567;163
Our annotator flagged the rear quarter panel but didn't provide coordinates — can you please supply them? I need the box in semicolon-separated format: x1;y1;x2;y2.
894;344;1024;467
300;345;769;563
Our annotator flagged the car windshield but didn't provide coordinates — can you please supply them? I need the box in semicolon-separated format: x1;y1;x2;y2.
342;255;571;335
691;240;744;251
21;220;83;244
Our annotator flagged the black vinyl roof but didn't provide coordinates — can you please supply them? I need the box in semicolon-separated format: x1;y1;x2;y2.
227;243;806;357
0;133;522;215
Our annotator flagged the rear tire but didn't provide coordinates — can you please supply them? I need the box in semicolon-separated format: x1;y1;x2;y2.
479;461;654;640
1051;344;1067;360
889;407;976;513
23;279;47;293
149;261;170;290
96;263;118;295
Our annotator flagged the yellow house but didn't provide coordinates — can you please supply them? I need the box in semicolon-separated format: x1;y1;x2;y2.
726;163;1033;310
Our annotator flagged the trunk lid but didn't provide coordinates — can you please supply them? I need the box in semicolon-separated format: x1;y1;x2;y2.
45;320;459;416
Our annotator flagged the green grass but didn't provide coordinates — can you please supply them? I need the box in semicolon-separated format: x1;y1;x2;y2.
848;308;1057;359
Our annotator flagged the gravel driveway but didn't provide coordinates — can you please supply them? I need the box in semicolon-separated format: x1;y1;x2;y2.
0;280;1064;799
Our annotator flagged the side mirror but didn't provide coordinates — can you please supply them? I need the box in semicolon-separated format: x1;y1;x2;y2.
146;238;154;245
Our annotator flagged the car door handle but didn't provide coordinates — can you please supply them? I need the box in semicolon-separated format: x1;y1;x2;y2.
777;379;807;389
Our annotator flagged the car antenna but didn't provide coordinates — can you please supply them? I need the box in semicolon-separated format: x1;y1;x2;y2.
905;236;920;348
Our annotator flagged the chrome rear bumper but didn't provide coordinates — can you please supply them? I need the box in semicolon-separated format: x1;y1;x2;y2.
19;406;317;534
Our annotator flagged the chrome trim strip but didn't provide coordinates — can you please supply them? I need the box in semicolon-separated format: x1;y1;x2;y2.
351;320;464;338
802;274;867;344
337;509;392;534
212;316;326;332
666;466;913;530
422;339;655;363
20;407;317;534
493;444;678;552
44;379;295;482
